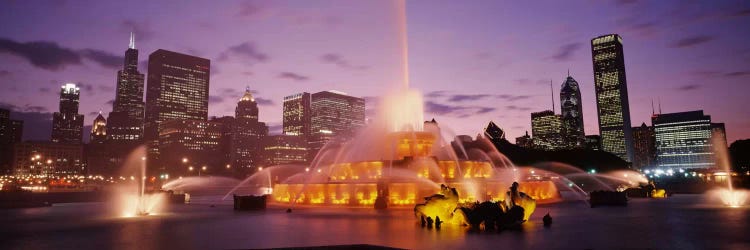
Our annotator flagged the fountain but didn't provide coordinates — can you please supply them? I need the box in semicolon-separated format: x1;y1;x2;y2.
115;146;166;217
710;136;748;208
215;0;645;211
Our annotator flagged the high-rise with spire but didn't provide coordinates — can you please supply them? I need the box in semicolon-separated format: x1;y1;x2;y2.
591;34;634;162
107;32;145;144
90;112;107;144
560;74;585;148
51;83;84;143
231;87;268;171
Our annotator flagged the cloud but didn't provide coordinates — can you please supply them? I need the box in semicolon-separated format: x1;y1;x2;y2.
615;0;639;5
218;42;269;63
278;72;309;81
255;97;274;106
0;37;123;70
209;95;224;104
670;35;715;48
425;91;448;98
236;1;264;17
549;43;583;61
676;84;701;91
38;87;50;93
106;99;115;105
424;101;496;117
730;9;750;17
497;94;533;101
0;69;10;77
320;53;368;70
505;105;532;111
120;20;154;41
724;71;750;77
79;49;122;69
0;38;82;70
447;94;491;102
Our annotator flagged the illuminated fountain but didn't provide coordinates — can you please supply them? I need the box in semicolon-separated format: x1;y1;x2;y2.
115;146;166;217
218;0;644;210
709;136;748;208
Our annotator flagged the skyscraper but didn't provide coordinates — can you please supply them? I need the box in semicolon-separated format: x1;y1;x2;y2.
282;92;311;137
530;110;563;151
560;74;585;148
158;119;221;175
591;34;634;162
631;123;655;170
653;110;714;169
107;33;145;143
309;91;365;157
484;121;506;144
90;112;107;144
51;83;84;144
144;49;210;159
0;108;23;174
232;88;268;171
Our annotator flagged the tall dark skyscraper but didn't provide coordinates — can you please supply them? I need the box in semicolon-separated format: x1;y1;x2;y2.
560;74;585;148
107;33;145;143
591;34;634;162
484;120;506;145
632;123;655;170
144;49;210;158
0;108;23;174
51;83;84;144
232;88;268;170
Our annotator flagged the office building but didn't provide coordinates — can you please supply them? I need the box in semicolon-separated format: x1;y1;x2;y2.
653;110;714;169
158;119;221;175
531;110;563;150
144;49;210;161
560;75;585;148
13;141;84;175
107;33;146;144
232;88;268;171
309;91;365;157
591;34;634;162
263;135;308;166
51;83;84;143
632;123;656;169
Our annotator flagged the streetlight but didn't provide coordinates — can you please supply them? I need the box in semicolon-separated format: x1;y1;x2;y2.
200;166;207;177
182;157;188;163
226;164;231;169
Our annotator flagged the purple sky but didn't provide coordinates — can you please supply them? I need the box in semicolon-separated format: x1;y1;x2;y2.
1;0;749;143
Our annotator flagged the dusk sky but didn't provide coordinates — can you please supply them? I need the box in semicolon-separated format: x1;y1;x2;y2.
1;0;749;143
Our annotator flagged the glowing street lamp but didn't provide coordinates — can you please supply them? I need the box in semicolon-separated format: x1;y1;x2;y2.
182;157;189;163
226;164;231;169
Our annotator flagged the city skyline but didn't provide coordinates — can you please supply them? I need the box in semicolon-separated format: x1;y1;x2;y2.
1;0;749;144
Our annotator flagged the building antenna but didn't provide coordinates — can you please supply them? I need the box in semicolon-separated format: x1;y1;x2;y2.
567;68;570;77
658;98;662;114
129;32;135;49
550;80;555;113
651;99;655;115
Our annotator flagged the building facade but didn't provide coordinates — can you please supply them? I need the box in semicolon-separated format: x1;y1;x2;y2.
231;88;268;172
653;110;714;169
531;110;563;151
282;92;311;137
158;119;221;175
13;142;84;175
90;113;107;144
0;108;23;174
560;75;585;148
51;83;84;144
585;135;602;151
631;123;656;170
591;34;634;162
107;33;145;144
145;49;210;160
309;91;365;158
263;135;308;166
515;131;533;149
